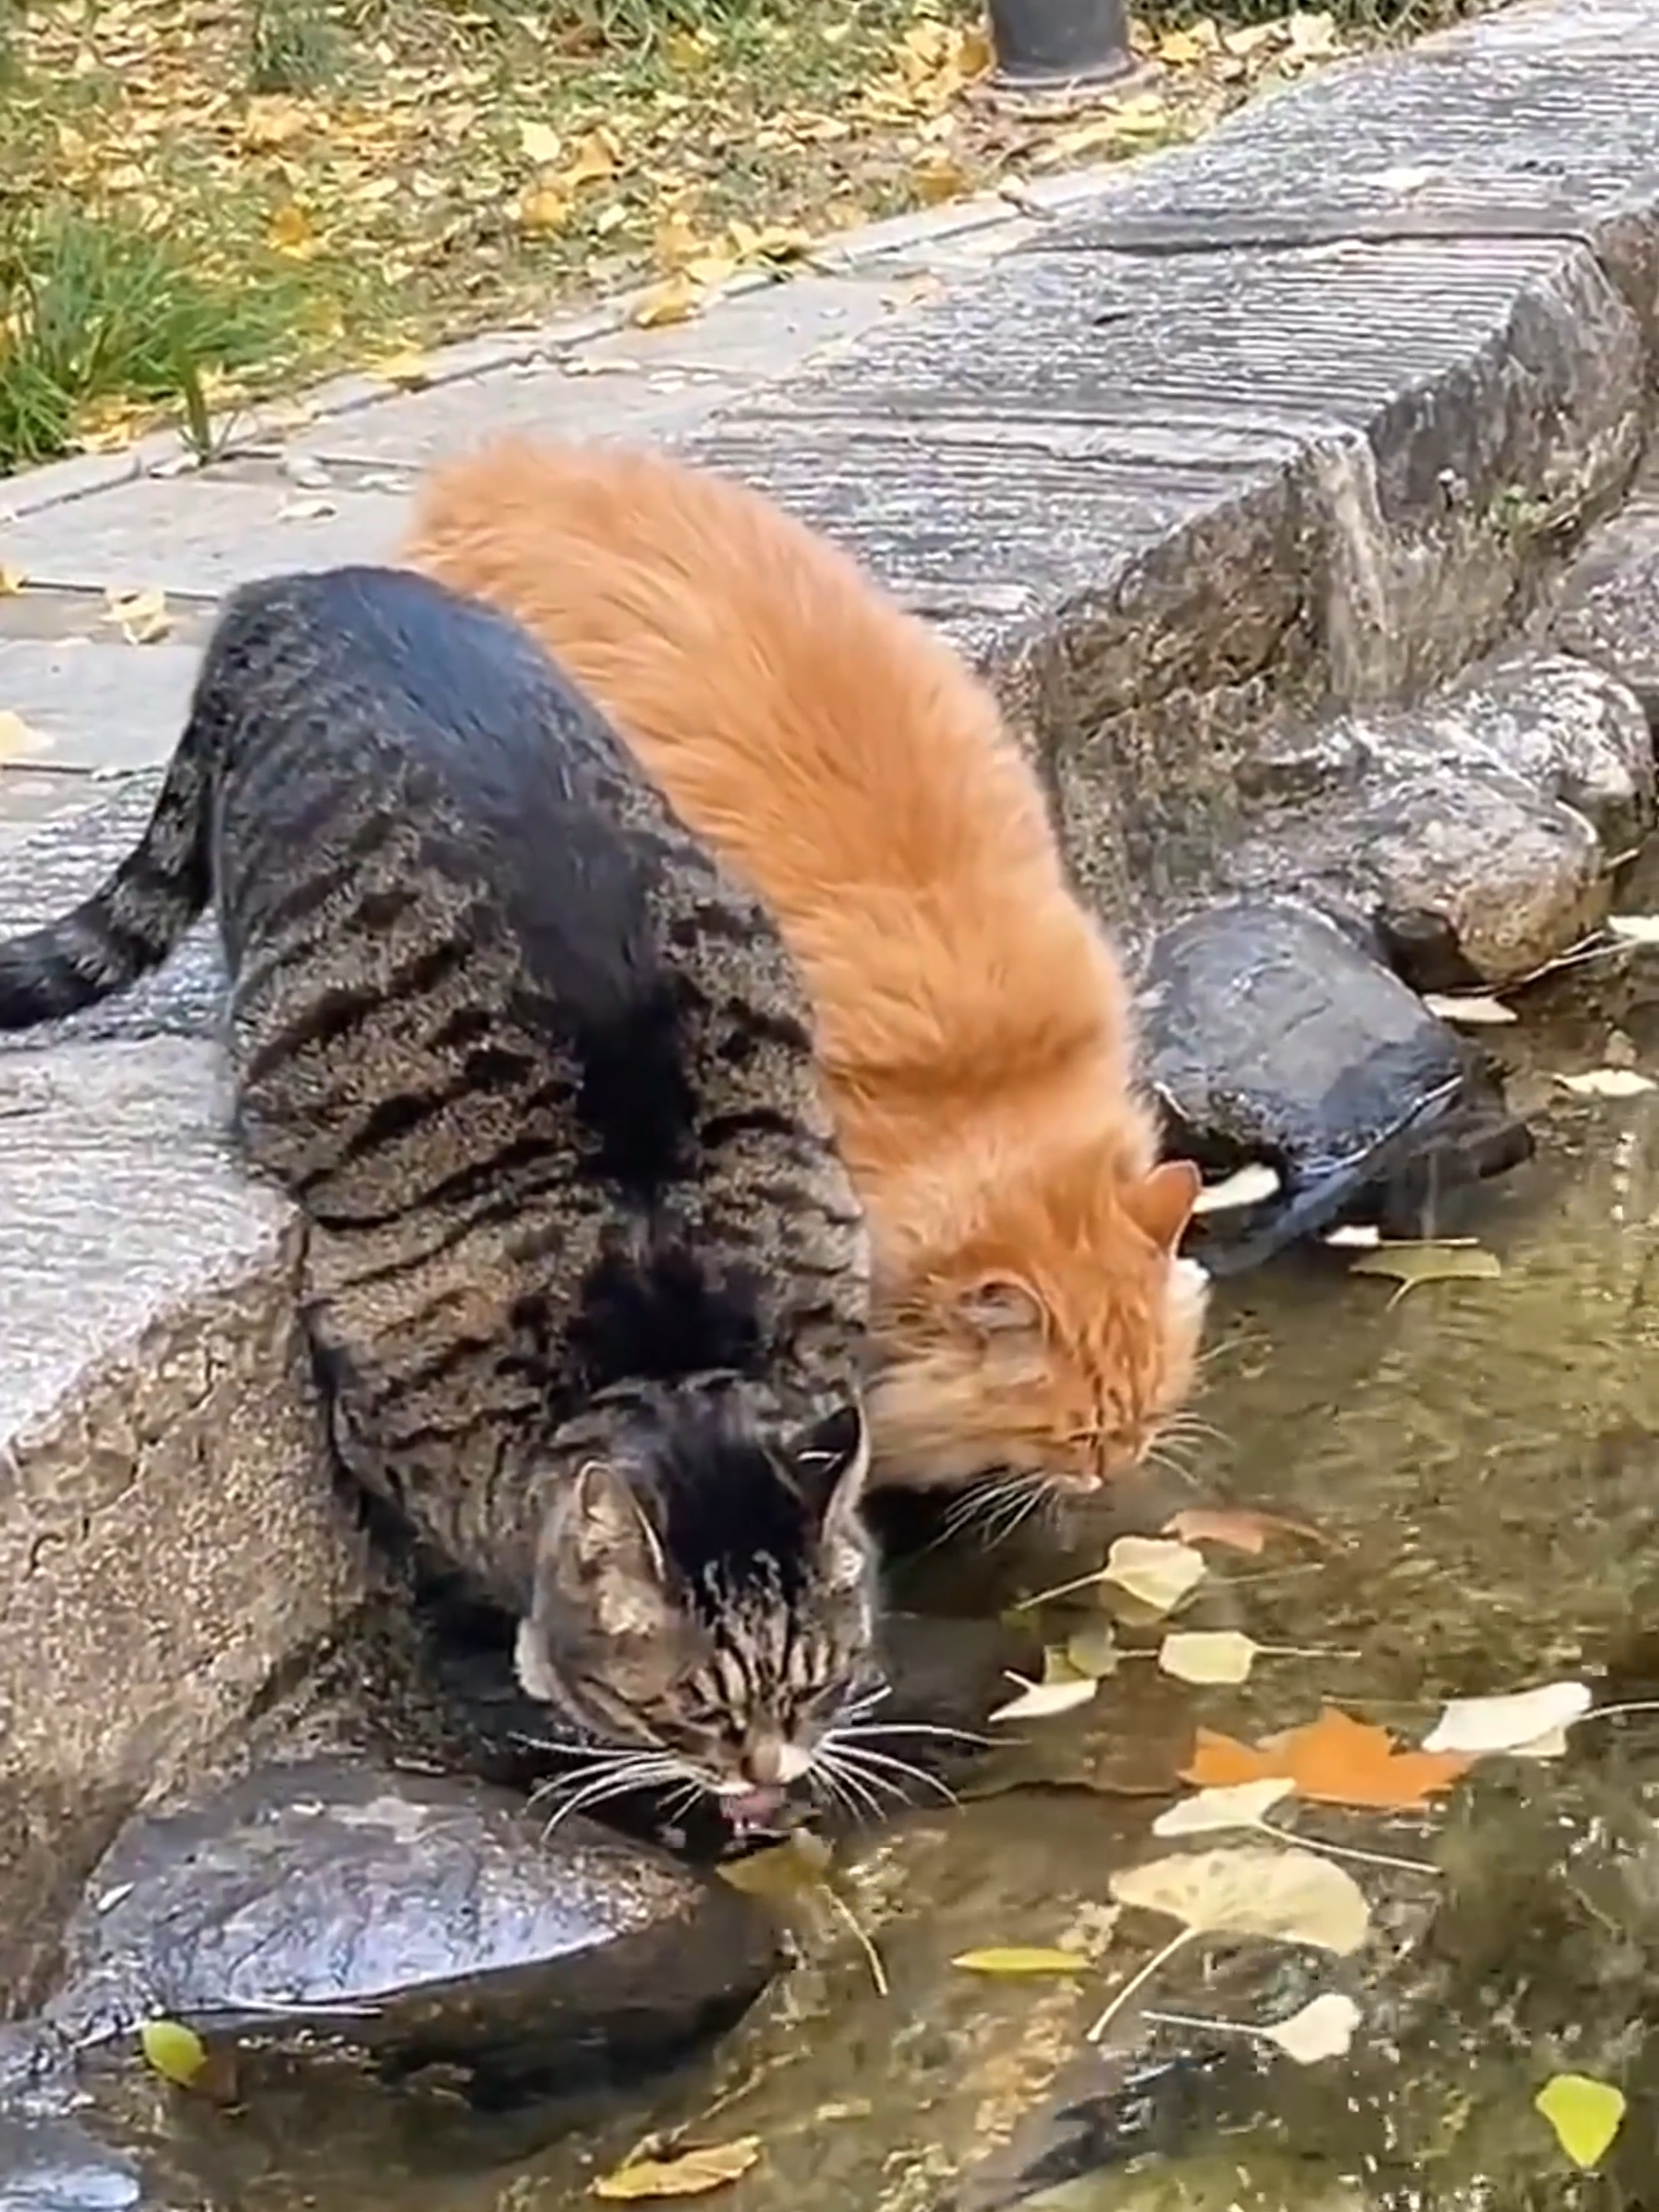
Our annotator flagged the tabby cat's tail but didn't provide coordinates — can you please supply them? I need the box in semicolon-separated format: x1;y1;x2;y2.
0;711;214;1029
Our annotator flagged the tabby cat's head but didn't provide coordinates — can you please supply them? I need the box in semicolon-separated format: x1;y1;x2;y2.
516;1386;878;1830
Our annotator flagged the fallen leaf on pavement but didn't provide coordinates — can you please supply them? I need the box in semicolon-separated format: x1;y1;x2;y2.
594;2137;763;2200
952;1946;1086;1976
632;273;707;329
1183;1707;1472;1810
1609;914;1659;945
104;586;171;645
0;709;44;759
1534;2074;1625;2171
276;492;336;522
371;351;431;392
1422;1680;1592;1757
0;566;26;594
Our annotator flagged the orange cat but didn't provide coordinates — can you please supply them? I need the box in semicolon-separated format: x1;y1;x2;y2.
402;441;1209;1505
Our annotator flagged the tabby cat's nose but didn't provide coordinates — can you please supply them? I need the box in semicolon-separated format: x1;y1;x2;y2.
742;1735;810;1787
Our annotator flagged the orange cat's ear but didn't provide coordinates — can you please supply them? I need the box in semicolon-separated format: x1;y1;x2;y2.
1130;1159;1204;1250
955;1277;1046;1337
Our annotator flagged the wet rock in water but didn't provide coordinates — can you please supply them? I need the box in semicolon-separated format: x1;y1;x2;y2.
1225;657;1652;988
1137;897;1532;1273
43;1758;780;2105
0;2116;152;2212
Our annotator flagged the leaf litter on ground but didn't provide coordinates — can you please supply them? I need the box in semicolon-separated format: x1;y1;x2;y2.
1555;1068;1657;1098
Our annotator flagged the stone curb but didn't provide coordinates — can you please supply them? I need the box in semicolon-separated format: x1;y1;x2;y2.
5;0;1659;2023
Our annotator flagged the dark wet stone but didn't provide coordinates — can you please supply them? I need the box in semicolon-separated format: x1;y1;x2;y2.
1137;896;1533;1270
43;1759;779;2104
0;2117;152;2212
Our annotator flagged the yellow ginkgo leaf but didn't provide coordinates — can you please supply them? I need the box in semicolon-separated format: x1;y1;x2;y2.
1535;2074;1625;2171
631;274;705;329
952;1946;1086;1976
521;185;571;235
594;2137;762;2200
139;2018;208;2088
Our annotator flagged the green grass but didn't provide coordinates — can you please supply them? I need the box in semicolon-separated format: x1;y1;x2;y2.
0;208;306;472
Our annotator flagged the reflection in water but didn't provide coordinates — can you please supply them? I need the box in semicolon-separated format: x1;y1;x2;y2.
128;975;1659;2210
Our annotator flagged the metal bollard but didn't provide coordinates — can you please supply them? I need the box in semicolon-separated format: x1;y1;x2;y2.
985;0;1137;90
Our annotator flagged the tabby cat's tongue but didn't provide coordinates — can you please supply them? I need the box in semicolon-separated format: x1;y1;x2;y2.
724;1786;786;1832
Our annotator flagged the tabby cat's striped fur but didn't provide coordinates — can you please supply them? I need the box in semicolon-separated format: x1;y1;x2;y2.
0;565;877;1827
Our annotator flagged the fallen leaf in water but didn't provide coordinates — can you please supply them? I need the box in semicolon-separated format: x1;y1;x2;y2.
1065;1623;1121;1680
1422;1681;1592;1757
716;1831;832;1899
139;2018;208;2088
1323;1224;1382;1249
1184;1708;1472;1810
0;709;43;758
1346;1240;1502;1305
1159;1630;1261;1686
1535;2074;1625;2171
594;2137;763;2199
952;1946;1087;1976
1162;1506;1333;1555
989;1671;1099;1724
1152;1778;1295;1838
1190;1161;1281;1217
1267;1991;1363;2064
1609;914;1659;945
1101;1536;1207;1614
1555;1068;1656;1098
1423;992;1518;1027
104;585;171;645
1508;1726;1573;1760
1111;1846;1370;1952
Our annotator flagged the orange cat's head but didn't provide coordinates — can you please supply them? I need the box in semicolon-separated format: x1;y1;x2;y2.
866;1154;1210;1512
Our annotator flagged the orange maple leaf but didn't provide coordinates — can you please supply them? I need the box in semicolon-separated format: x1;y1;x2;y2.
1181;1705;1472;1811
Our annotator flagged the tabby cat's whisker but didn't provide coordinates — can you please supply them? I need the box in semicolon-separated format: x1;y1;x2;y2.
823;1734;955;1805
810;1753;888;1826
838;1718;998;1748
535;1755;698;1834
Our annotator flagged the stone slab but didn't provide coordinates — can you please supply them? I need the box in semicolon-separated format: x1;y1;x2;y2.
0;636;200;773
578;270;919;380
1;477;409;599
285;359;755;469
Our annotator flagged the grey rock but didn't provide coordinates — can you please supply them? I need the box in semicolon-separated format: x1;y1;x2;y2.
0;2118;154;2212
1551;467;1659;727
47;1759;779;2098
1139;898;1532;1265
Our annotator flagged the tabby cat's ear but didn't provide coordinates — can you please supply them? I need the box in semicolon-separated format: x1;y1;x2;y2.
955;1277;1046;1337
1129;1158;1203;1251
565;1458;675;1638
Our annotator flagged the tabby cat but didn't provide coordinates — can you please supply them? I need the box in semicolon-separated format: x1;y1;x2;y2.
0;565;882;1830
404;442;1211;1528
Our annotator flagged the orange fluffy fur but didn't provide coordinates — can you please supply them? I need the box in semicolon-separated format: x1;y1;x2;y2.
403;441;1210;1497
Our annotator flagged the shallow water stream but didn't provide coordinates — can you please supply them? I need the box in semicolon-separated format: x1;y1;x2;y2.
117;957;1659;2210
